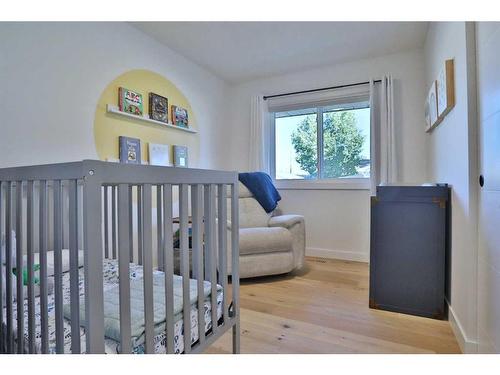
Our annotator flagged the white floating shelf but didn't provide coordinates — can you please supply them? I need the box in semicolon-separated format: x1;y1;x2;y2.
106;104;197;134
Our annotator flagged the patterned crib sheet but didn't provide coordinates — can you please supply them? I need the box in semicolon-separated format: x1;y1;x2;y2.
2;259;223;354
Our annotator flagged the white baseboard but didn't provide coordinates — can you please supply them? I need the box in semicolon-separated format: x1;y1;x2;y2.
306;247;369;263
448;303;478;353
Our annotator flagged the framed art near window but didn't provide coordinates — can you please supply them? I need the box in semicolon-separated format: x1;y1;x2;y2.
426;59;455;133
426;80;439;132
437;59;455;118
424;97;431;131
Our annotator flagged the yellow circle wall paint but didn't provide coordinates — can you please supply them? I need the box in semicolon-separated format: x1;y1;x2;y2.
94;69;198;165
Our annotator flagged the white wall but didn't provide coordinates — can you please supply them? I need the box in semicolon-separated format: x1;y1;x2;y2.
0;22;233;266
226;49;428;262
0;22;230;170
475;21;500;353
424;22;478;353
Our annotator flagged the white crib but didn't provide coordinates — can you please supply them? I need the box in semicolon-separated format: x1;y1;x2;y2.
0;160;240;354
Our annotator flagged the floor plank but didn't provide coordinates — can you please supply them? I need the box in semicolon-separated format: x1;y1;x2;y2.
205;257;461;354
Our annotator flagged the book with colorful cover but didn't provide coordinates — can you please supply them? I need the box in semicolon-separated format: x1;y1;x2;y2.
171;105;189;128
119;87;143;116
119;136;141;164
148;93;168;123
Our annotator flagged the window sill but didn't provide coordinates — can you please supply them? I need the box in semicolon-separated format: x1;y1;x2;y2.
274;178;371;191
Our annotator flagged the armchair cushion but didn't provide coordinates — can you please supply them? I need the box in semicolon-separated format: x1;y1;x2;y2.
239;227;292;256
238;197;272;228
238;182;253;198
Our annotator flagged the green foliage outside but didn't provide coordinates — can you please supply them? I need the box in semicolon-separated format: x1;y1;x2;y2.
291;111;365;179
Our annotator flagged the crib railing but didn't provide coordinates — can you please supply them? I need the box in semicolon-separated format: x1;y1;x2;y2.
0;160;240;354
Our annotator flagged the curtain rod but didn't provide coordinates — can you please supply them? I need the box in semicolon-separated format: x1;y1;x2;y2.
262;79;382;101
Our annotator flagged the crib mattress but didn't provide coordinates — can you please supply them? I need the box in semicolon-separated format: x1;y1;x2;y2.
2;259;223;354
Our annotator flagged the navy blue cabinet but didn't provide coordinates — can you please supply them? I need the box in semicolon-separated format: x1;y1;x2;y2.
369;185;450;320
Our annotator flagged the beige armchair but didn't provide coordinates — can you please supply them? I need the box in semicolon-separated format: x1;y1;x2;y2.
228;182;305;279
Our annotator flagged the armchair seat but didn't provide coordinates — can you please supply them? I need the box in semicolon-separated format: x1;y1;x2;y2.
239;227;292;256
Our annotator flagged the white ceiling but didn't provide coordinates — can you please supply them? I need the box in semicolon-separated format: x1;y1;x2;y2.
131;22;428;84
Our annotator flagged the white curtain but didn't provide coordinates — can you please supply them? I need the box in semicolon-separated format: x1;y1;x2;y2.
248;95;270;172
370;75;398;195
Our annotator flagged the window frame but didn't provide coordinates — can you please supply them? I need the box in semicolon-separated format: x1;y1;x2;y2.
270;95;371;191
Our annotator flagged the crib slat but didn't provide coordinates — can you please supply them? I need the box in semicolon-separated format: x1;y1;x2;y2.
15;181;24;353
5;182;13;353
104;186;109;259
157;185;163;271
112;186;117;260
128;186;134;263
0;183;3;353
203;185;212;281
204;184;218;335
53;180;64;353
83;177;105;353
137;185;143;266
142;184;154;353
210;185;218;335
218;184;228;323
231;182;240;354
68;180;81;353
39;180;49;353
27;180;36;353
191;184;205;345
162;184;175;354
117;184;132;353
179;184;191;353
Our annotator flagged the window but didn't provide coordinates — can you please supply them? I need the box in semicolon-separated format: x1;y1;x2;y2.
272;98;371;189
275;108;318;180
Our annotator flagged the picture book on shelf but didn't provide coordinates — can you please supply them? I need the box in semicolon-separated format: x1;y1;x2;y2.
119;136;141;164
173;145;188;167
171;105;189;128
148;143;170;166
119;87;143;116
148;93;168;123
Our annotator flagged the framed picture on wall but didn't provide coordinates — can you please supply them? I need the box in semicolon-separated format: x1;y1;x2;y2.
425;98;431;131
426;81;439;132
437;59;455;119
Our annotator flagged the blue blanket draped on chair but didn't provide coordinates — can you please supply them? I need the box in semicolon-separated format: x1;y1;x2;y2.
238;172;281;213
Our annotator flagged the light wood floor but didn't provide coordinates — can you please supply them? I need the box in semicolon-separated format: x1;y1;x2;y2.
206;257;461;354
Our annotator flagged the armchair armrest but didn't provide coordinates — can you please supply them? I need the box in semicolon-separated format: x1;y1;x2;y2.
268;214;305;270
268;214;304;229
